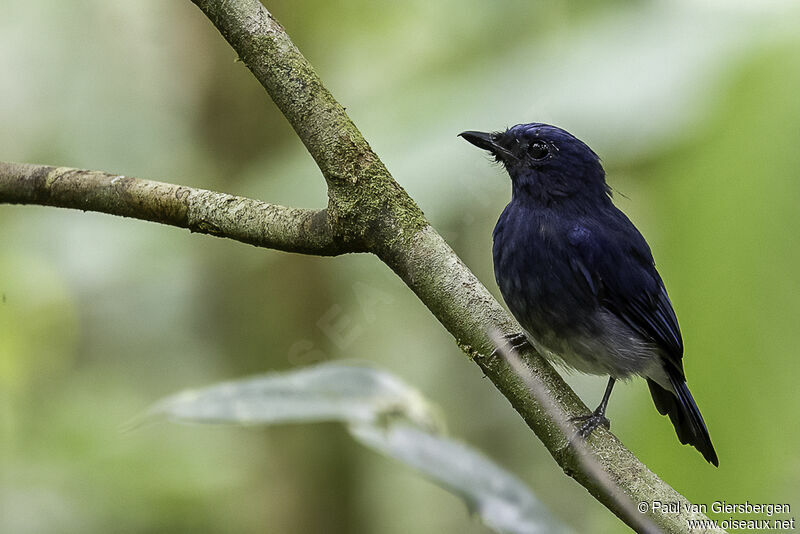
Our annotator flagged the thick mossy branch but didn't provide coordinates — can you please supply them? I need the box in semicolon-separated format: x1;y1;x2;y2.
0;162;347;255
190;0;426;249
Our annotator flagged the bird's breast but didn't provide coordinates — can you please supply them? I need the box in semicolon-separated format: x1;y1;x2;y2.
492;206;595;337
491;204;660;379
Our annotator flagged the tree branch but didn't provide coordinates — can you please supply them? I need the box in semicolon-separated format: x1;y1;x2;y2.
0;162;348;256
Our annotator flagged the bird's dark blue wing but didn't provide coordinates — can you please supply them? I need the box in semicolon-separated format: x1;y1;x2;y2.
567;217;684;373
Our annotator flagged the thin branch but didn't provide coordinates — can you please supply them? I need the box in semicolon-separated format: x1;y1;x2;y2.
0;162;349;256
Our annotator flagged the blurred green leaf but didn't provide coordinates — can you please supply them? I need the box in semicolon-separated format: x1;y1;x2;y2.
350;422;568;534
145;363;568;534
144;362;439;430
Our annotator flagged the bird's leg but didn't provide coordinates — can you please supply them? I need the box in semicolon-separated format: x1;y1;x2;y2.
570;377;615;438
490;332;532;358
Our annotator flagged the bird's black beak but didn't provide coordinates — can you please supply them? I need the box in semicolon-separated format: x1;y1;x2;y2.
459;130;515;162
458;131;498;152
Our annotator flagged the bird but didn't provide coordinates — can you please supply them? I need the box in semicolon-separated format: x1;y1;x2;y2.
460;123;718;466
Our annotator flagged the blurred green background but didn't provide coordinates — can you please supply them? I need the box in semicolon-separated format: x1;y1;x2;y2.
2;1;799;532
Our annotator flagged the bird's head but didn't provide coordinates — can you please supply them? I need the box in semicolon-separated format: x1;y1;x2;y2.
460;123;610;205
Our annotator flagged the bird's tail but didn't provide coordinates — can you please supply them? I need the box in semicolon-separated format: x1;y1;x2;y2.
647;367;718;466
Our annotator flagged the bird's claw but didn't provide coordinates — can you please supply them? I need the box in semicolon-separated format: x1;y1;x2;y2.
569;410;611;439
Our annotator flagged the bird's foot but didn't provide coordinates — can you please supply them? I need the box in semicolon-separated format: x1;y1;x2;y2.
490;332;532;358
569;408;611;439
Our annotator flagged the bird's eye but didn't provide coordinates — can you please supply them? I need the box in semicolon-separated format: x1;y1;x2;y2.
529;141;550;160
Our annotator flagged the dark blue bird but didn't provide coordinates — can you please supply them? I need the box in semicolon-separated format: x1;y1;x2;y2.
460;123;718;466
